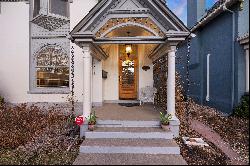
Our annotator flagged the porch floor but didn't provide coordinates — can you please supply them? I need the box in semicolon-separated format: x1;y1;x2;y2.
92;103;164;121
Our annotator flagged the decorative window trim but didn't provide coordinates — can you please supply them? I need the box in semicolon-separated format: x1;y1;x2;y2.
29;43;70;94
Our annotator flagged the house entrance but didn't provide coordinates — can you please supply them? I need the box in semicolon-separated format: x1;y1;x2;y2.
119;45;138;100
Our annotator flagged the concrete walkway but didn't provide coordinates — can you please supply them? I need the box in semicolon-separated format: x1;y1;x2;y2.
73;153;187;165
191;120;247;165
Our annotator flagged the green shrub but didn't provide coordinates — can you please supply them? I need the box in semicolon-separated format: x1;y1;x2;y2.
233;94;249;118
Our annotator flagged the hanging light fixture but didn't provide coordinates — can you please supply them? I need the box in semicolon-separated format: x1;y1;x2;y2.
125;32;132;57
125;44;132;56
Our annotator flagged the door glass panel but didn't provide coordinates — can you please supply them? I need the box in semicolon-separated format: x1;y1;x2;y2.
121;60;135;88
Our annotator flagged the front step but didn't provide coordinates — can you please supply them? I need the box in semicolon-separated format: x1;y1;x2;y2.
97;120;160;128
73;153;187;165
80;139;180;155
85;127;174;139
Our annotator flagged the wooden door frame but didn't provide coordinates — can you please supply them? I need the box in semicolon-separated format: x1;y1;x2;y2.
118;45;139;100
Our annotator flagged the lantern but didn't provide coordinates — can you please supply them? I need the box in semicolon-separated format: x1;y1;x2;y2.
125;44;132;57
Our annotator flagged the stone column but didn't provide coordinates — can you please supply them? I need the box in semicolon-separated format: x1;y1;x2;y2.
167;46;176;117
246;48;249;93
82;45;92;118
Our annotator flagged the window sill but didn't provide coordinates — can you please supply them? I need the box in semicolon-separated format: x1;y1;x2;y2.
28;88;71;94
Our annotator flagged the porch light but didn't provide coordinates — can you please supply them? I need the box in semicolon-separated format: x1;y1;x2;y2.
125;44;132;57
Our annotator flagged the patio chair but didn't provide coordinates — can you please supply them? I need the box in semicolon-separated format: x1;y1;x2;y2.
139;86;157;105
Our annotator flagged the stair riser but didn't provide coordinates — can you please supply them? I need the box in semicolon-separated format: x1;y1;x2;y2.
85;132;174;139
97;120;161;128
80;146;180;155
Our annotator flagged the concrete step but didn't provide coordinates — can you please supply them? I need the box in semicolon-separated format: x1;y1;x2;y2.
73;153;187;165
97;120;161;128
85;127;174;139
80;139;180;155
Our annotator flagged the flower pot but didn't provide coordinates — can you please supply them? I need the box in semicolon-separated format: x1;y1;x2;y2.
88;124;96;131
161;124;171;131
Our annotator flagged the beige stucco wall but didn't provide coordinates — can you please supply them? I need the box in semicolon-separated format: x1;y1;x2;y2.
138;45;154;90
103;45;119;101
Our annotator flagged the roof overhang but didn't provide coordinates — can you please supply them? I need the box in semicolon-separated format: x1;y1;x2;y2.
70;0;189;45
191;0;241;32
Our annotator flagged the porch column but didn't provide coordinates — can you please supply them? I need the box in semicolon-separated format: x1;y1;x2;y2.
82;45;92;118
167;46;176;117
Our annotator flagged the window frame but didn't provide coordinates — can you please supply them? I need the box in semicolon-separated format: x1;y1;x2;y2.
29;44;71;94
33;0;40;18
48;0;70;18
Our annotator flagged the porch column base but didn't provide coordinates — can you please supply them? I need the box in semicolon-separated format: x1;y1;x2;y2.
169;115;180;138
80;121;88;138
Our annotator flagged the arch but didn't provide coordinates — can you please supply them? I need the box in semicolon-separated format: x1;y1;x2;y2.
95;17;165;38
99;22;160;38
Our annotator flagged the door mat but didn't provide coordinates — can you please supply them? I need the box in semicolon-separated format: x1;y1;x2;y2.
118;103;140;107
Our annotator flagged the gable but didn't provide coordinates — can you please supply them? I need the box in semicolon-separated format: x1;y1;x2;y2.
70;0;189;39
117;0;142;9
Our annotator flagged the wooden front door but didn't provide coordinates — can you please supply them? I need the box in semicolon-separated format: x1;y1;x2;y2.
119;45;138;100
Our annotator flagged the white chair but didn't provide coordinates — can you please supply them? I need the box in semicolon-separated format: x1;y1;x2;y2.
139;86;157;105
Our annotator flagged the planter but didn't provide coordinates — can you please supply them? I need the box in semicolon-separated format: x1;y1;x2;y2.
88;124;96;131
161;124;171;131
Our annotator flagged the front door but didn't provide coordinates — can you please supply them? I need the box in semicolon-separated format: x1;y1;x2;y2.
119;45;138;100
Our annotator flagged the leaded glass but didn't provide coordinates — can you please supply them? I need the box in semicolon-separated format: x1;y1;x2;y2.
36;45;69;88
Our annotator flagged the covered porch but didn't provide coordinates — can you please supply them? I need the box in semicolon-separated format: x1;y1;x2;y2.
69;0;189;137
93;103;162;121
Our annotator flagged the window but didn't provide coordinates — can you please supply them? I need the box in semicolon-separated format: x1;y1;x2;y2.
36;45;69;88
33;0;40;17
33;0;69;18
49;0;69;17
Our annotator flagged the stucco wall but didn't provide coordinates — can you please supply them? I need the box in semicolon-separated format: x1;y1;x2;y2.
138;45;154;90
103;45;119;101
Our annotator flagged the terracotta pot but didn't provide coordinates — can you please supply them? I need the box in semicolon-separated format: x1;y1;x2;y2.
88;124;96;131
161;124;171;131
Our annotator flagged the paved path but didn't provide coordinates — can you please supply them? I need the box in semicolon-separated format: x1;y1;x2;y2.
73;154;187;165
191;120;247;165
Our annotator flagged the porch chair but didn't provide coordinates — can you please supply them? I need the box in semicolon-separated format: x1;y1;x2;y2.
139;86;157;105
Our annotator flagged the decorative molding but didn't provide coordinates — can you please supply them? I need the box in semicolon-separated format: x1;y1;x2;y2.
96;17;164;38
31;13;70;31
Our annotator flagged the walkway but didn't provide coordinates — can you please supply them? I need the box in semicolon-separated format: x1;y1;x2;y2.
191;120;247;165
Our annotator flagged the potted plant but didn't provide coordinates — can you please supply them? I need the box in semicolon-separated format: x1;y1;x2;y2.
87;111;97;131
160;112;172;131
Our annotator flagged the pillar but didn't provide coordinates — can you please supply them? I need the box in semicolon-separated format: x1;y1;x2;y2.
167;46;176;117
82;45;92;118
